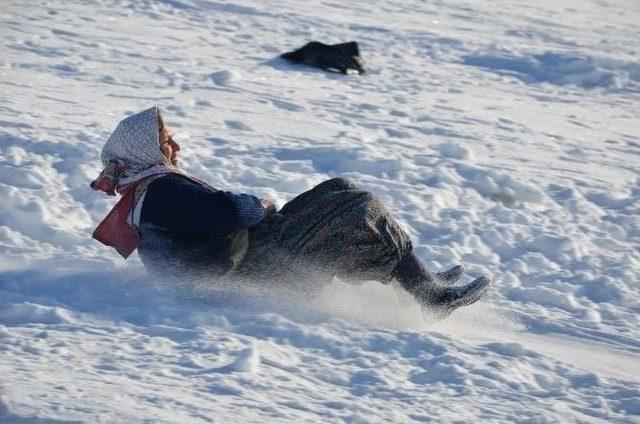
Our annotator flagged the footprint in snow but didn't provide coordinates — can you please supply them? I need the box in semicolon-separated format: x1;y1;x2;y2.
225;120;253;131
270;98;304;112
210;70;240;86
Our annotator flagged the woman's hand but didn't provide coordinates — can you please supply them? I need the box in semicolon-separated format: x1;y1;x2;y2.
261;199;277;216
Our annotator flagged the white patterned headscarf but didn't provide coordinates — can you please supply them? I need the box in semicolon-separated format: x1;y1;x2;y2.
102;106;166;170
91;106;189;195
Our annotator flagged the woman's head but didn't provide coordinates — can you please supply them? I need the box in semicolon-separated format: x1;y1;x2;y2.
93;106;187;194
101;106;176;170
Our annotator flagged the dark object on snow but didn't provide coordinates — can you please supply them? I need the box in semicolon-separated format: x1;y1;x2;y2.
280;41;365;75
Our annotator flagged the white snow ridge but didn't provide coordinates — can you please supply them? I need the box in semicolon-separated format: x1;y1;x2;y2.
1;0;639;422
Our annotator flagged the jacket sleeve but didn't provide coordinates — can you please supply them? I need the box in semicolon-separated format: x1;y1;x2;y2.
140;175;266;236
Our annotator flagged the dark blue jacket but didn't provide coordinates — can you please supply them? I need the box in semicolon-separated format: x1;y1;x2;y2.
137;174;266;277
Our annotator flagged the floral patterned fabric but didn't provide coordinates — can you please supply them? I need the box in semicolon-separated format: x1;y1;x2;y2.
237;178;412;288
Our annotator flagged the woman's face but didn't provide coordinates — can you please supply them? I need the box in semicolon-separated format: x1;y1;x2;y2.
159;123;180;166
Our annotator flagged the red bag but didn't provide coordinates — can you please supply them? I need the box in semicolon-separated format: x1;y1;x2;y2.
92;185;140;258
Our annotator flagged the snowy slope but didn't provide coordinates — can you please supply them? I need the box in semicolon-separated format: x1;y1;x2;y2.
1;0;639;422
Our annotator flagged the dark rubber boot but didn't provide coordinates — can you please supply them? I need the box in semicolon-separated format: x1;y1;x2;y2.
393;252;491;319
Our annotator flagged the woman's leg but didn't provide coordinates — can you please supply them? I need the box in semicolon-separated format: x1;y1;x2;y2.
282;187;491;316
279;177;358;215
280;189;413;284
240;181;491;316
236;179;367;290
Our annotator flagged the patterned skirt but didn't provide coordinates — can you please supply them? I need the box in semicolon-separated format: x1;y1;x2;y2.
236;178;412;288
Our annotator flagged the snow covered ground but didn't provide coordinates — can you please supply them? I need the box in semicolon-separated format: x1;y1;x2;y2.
1;0;639;421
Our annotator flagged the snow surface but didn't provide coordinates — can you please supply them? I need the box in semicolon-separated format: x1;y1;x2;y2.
1;0;639;422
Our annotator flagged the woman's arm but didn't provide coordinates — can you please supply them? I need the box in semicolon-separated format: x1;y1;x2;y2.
140;174;266;236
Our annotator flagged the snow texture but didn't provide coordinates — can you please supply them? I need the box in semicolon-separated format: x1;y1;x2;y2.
1;0;639;422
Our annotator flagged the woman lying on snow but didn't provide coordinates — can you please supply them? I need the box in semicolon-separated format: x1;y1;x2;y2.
91;106;491;318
